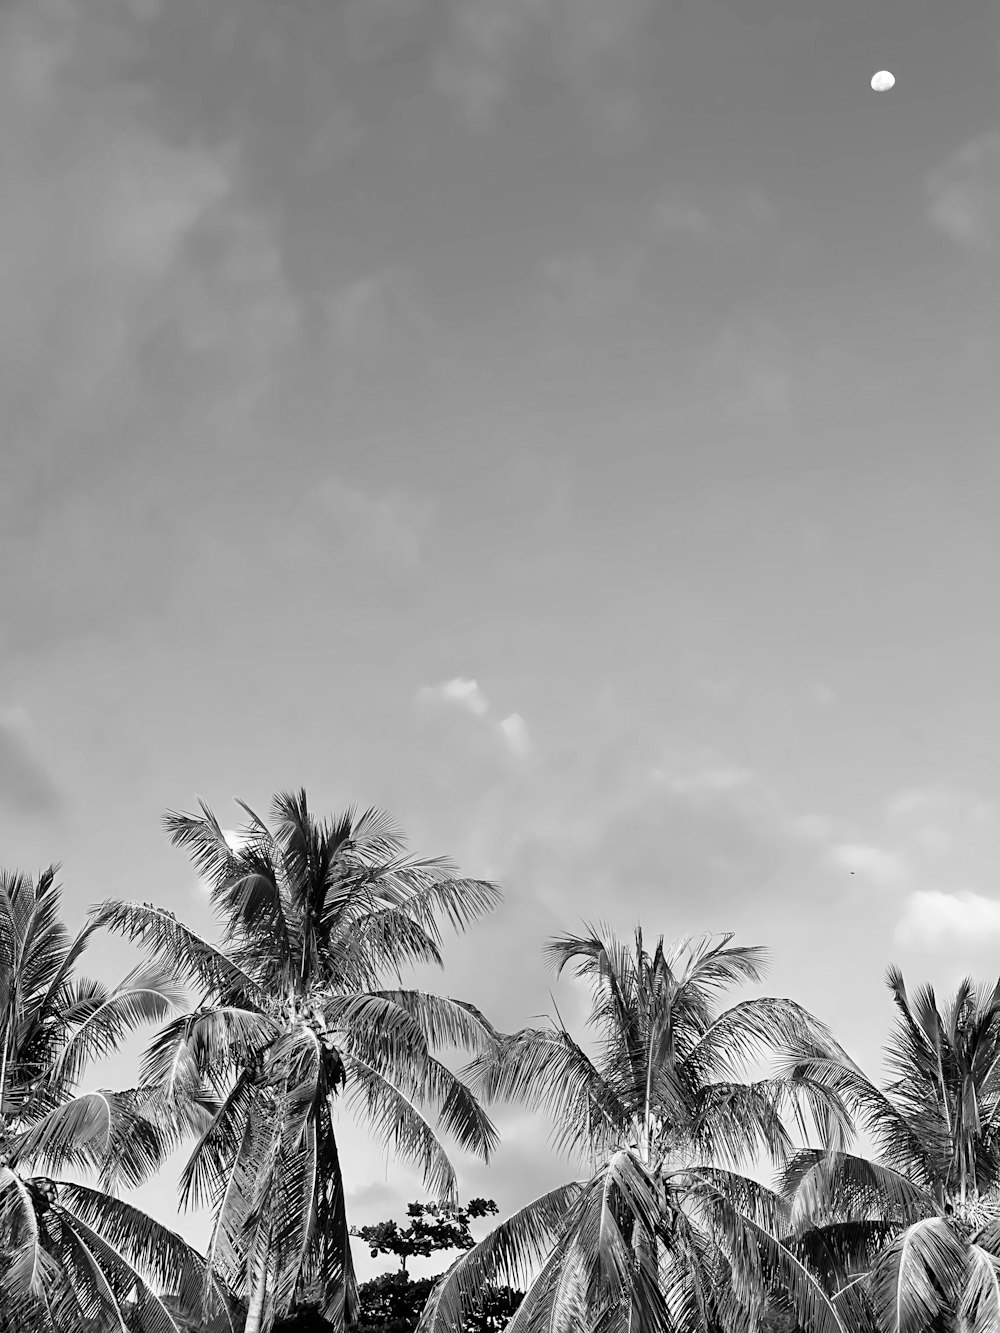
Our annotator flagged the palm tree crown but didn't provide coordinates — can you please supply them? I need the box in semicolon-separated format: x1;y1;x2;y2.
784;967;1000;1333
420;926;852;1333
95;790;503;1333
0;865;232;1331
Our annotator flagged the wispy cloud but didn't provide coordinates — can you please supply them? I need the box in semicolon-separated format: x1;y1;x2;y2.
0;0;305;648
433;0;652;129
650;185;777;246
432;678;491;718
328;269;431;360
418;678;531;758
697;315;795;420
539;247;646;323
499;712;530;758
926;130;1000;254
286;477;433;586
896;890;1000;949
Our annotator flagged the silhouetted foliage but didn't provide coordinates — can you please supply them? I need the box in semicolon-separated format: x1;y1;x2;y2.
350;1201;523;1333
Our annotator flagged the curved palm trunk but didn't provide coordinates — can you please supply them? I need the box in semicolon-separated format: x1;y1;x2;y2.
244;1218;273;1333
244;1265;269;1333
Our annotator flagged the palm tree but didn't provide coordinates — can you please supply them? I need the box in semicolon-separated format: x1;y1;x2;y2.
782;967;1000;1333
94;790;503;1333
418;926;854;1333
0;865;236;1331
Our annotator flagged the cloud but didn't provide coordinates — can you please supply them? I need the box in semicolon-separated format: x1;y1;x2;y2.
433;0;652;129
884;785;1000;868
896;890;1000;950
292;478;433;583
433;678;491;717
499;713;530;758
539;247;646;323
650;186;776;246
328;269;431;361
0;0;298;450
417;679;531;759
650;764;755;796
926;131;1000;254
0;0;305;648
697;316;795;420
0;711;61;818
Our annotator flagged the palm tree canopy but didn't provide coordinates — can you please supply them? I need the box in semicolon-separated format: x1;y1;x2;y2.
783;966;1000;1333
420;925;852;1333
0;865;236;1332
94;790;503;1332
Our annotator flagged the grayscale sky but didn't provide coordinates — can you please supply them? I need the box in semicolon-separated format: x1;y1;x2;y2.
3;0;1000;1280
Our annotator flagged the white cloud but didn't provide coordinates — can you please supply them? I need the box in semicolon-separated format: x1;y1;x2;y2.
896;890;1000;949
499;712;530;758
926;131;1000;254
829;842;905;887
435;678;491;717
417;679;531;758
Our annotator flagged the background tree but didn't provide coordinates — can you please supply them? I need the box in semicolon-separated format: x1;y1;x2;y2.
0;866;235;1331
351;1199;522;1333
783;967;1000;1333
95;791;502;1333
419;927;854;1333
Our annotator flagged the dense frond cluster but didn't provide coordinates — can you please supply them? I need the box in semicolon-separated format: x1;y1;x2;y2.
420;926;851;1333
15;800;1000;1333
0;867;234;1331
98;789;502;1333
784;968;1000;1333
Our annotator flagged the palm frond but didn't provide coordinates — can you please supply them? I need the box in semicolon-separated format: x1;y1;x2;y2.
55;1181;238;1329
0;1168;45;1302
7;1089;164;1188
342;1055;459;1202
462;1026;626;1161
417;1183;583;1333
869;1217;966;1333
361;990;499;1054
683;998;837;1083
89;900;260;1005
48;964;186;1089
781;1149;933;1229
703;1182;849;1333
961;1243;1000;1333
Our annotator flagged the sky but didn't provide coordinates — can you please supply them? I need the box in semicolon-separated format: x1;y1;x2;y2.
2;0;1000;1286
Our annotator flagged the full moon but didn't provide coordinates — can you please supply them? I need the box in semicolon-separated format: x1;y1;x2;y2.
871;70;896;92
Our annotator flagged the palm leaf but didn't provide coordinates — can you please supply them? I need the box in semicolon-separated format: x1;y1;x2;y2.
961;1242;1000;1333
417;1183;583;1333
90;901;260;1005
869;1216;967;1333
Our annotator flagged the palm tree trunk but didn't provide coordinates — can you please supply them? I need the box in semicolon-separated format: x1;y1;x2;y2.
244;1268;267;1333
244;1218;272;1333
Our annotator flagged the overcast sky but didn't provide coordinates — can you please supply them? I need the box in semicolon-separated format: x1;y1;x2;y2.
3;0;1000;1283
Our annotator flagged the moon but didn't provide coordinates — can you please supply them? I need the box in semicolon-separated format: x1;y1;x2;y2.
870;70;896;92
